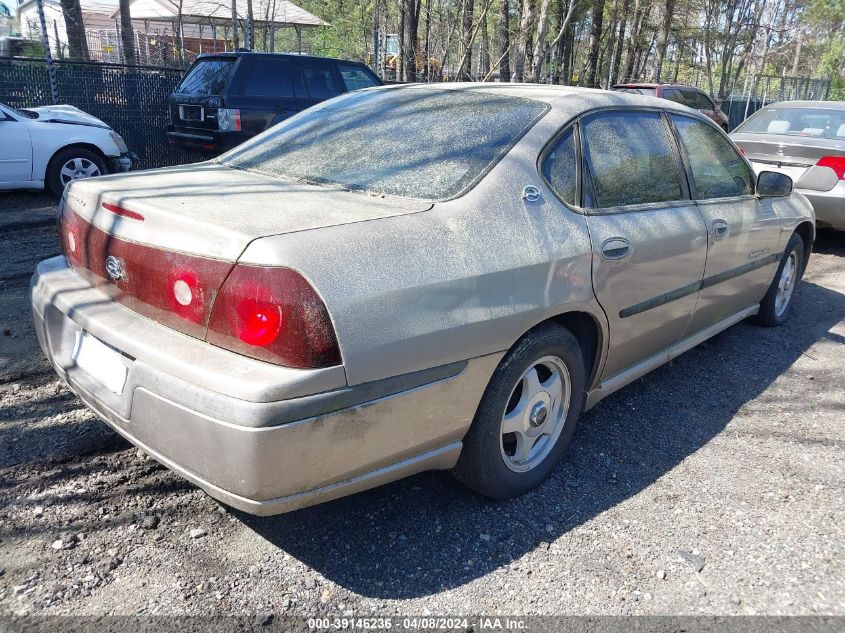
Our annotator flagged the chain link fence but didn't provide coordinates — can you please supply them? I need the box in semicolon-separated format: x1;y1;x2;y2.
0;57;197;169
681;72;832;130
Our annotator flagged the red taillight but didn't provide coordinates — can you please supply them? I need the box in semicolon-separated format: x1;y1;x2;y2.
207;265;341;369
817;156;845;180
59;206;233;339
102;202;145;221
58;206;340;369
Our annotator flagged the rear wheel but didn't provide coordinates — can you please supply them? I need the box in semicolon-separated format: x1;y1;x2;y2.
453;323;586;499
46;147;108;196
753;233;805;326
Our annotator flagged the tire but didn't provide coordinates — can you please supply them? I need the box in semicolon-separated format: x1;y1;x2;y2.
453;323;586;499
753;232;806;327
46;147;108;197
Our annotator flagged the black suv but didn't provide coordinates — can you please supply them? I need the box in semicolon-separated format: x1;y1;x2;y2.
167;52;382;153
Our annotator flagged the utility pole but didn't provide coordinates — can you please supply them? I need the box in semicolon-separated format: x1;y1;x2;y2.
34;0;58;103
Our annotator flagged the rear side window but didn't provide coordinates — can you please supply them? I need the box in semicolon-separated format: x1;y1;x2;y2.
672;115;752;199
221;89;548;200
541;127;578;206
337;64;379;91
176;59;235;96
581;111;683;209
293;62;341;100
234;58;293;98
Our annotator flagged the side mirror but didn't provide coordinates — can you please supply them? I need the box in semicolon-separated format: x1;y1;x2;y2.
757;171;793;197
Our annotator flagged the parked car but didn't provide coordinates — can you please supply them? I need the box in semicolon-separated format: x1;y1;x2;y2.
731;101;845;231
0;102;133;196
32;85;814;515
167;51;382;153
612;83;730;131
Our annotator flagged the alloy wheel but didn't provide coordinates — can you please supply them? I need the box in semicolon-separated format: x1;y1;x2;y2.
59;157;102;186
500;355;571;473
774;250;798;317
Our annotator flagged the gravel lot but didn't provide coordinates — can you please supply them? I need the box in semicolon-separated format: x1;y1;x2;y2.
1;190;844;619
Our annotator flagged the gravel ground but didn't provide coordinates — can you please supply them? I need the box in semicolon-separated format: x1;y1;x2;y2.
1;190;844;618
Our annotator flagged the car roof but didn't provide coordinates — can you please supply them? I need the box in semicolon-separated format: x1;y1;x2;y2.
194;51;367;65
371;82;713;119
614;83;704;91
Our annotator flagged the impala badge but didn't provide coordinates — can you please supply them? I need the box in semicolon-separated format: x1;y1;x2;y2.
777;144;786;156
105;256;124;281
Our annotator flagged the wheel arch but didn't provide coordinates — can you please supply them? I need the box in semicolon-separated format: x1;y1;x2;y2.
46;143;110;174
512;309;607;392
793;221;815;271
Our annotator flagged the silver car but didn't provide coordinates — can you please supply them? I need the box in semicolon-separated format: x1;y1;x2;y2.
31;85;815;515
731;100;844;231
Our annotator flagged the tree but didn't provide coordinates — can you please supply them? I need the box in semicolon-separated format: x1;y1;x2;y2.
609;0;630;84
586;0;605;86
530;0;552;81
650;0;674;81
119;0;136;63
231;0;239;49
512;0;535;81
457;0;475;79
59;0;89;60
497;0;510;81
405;0;421;80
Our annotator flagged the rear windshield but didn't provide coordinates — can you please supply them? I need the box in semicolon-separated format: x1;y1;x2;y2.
219;89;549;199
736;106;845;140
613;87;657;96
176;59;236;96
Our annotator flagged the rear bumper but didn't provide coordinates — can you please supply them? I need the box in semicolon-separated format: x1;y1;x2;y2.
166;126;251;153
31;257;499;515
799;182;845;231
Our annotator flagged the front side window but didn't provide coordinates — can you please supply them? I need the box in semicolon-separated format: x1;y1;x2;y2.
541;127;578;206
337;64;379;91
680;91;703;109
221;89;548;200
662;89;685;104
672;115;753;199
694;92;716;110
293;62;341;100
581;111;684;209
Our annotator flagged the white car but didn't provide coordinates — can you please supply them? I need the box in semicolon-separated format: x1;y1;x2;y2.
0;102;133;196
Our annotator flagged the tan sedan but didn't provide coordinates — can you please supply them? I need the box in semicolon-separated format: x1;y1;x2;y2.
31;84;814;514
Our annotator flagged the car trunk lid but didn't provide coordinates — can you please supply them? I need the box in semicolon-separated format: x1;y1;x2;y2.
60;163;431;340
732;132;845;188
63;163;432;260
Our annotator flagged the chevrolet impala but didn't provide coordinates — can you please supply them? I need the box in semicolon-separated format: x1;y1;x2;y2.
31;84;815;515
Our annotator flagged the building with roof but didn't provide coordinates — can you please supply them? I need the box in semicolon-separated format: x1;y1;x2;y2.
1;0;15;36
17;0;324;64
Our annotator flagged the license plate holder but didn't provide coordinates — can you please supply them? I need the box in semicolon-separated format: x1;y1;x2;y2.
72;331;128;395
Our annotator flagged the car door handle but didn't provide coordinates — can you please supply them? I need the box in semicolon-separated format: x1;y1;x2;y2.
600;237;631;260
712;219;730;238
